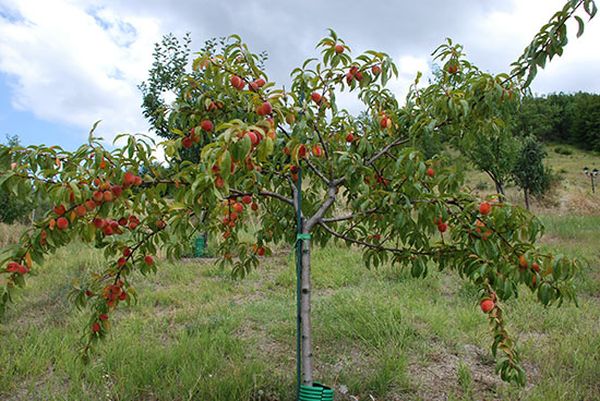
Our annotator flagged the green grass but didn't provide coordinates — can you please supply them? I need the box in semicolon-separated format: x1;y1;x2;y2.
0;213;599;400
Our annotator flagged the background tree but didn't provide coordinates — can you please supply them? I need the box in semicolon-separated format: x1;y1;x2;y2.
512;136;552;209
139;33;192;140
0;0;596;392
461;128;520;195
569;92;600;150
516;92;600;151
0;135;36;224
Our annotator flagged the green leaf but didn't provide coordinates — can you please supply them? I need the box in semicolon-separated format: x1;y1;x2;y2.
575;15;585;38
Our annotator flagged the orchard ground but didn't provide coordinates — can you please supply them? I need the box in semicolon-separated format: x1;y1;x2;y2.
0;146;599;401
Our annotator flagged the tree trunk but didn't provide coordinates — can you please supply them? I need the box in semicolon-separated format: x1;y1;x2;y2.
300;226;314;386
495;181;505;196
524;188;530;210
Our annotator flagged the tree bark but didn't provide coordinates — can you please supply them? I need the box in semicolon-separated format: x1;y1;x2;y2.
495;180;505;196
300;225;313;386
298;180;340;387
524;188;530;210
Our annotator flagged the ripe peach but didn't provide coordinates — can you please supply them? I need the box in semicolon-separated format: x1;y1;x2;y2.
334;44;344;54
447;64;459;74
144;255;154;266
479;202;491;215
53;204;66;216
380;116;392;129
200;120;213;132
437;222;448;233
57;217;69;230
75;205;87;217
242;195;252;204
93;218;105;229
346;133;355;143
123;171;136;187
103;191;113;202
257;101;272;116
85;199;96;210
92;191;104;203
246;131;259;146
182;136;193;149
298;144;307;158
346;72;353;84
111;185;123;197
480;299;495;313
230;75;243;89
311;92;322;103
518;255;528;270
426;168;435;177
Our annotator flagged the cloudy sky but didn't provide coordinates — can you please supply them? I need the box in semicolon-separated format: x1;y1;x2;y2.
1;0;599;150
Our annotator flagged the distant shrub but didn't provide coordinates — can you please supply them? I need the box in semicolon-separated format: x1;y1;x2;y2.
554;146;573;155
475;181;488;191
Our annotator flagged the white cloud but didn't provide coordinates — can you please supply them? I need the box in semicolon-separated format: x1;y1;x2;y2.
0;0;161;145
463;0;600;92
0;0;598;151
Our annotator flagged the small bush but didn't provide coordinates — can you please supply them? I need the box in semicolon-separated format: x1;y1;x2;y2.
475;181;488;191
554;146;573;155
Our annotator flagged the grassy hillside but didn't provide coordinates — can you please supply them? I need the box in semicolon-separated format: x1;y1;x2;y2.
465;142;600;214
0;212;598;401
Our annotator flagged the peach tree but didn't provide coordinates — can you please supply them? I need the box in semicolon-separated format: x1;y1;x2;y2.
0;0;596;388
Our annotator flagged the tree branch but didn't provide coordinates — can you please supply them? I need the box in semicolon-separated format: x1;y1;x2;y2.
305;184;338;230
319;221;458;257
230;188;294;207
303;158;330;185
366;137;410;165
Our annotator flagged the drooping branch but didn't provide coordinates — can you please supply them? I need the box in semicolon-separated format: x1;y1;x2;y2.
319;221;459;257
230;188;294;207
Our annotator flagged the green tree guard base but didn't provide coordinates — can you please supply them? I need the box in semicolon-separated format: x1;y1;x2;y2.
194;236;206;257
299;383;334;401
